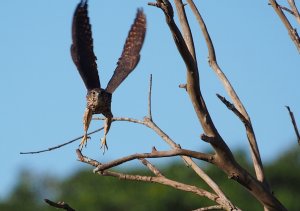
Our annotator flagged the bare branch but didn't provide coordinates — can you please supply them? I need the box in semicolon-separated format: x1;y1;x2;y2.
77;149;229;208
93;148;214;172
149;1;287;210
79;149;228;208
140;158;165;177
80;115;236;210
93;116;144;125
20;127;104;155
287;0;300;24
216;94;249;128
286;106;300;144
44;199;75;211
275;4;295;16
269;0;300;53
76;149;101;167
101;169;226;206
148;0;197;73
148;74;153;120
174;0;197;60
186;0;267;187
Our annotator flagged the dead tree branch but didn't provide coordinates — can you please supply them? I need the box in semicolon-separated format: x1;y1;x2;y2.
186;0;267;188
20;127;104;154
287;0;300;24
92;148;214;172
286;106;300;144
269;0;300;53
147;0;287;210
95;116;235;210
76;149;229;210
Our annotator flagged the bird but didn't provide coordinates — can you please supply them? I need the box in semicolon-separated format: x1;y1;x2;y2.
70;0;146;152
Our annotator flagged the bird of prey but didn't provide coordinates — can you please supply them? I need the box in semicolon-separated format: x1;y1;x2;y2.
71;0;146;151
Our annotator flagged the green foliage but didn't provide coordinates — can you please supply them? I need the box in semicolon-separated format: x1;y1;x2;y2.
0;148;299;211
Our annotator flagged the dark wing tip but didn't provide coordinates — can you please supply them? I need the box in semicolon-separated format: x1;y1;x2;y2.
80;0;88;7
71;0;101;90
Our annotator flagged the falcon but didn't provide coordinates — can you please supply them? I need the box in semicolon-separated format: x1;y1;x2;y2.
71;0;146;151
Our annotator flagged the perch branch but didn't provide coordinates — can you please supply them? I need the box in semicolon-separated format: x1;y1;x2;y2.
87;115;236;210
286;106;300;144
20;127;104;154
44;199;75;211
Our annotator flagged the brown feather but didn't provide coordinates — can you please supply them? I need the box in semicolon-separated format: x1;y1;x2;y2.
105;9;146;94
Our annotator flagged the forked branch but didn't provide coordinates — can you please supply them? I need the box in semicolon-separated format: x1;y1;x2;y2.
269;0;300;53
76;150;228;209
148;0;287;210
186;0;266;187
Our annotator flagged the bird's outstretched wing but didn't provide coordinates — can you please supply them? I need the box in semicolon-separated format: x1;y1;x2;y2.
105;9;146;94
71;0;100;90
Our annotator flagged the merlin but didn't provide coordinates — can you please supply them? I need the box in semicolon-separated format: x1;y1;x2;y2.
71;0;146;151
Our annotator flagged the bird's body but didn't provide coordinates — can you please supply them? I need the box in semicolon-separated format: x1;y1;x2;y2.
71;0;146;151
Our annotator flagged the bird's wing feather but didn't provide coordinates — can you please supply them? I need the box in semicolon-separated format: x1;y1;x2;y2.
71;0;100;90
105;9;146;94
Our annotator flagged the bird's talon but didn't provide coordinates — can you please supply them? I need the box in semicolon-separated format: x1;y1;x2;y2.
79;134;90;150
100;137;108;154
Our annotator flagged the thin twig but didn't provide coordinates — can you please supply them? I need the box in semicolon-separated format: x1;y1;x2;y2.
276;4;295;16
44;199;75;211
20;127;104;154
148;74;153;120
216;94;250;127
286;106;300;144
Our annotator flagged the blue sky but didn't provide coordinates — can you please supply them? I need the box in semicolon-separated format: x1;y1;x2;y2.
1;0;299;199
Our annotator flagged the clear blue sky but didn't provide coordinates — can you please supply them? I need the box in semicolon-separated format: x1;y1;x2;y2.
1;0;299;199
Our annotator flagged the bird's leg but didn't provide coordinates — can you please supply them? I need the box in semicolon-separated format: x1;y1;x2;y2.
100;116;112;153
79;108;93;150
